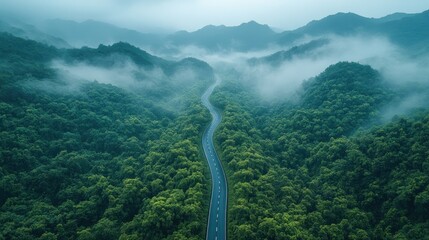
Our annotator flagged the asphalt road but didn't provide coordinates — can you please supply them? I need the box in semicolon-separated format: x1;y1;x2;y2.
202;79;227;240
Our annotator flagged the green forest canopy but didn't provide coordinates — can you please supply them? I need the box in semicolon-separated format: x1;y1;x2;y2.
1;33;429;239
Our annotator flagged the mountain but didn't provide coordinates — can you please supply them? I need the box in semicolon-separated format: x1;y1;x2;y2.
0;33;212;240
8;10;427;54
0;19;70;48
277;10;429;52
278;12;373;44
39;19;163;49
249;38;330;66
210;60;429;239
374;12;417;23
0;33;213;102
377;10;429;53
167;21;277;52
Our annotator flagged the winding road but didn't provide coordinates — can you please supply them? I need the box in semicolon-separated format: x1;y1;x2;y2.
202;78;227;240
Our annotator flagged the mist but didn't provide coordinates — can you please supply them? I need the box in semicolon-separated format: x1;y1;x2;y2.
18;55;206;113
51;59;162;90
168;33;429;120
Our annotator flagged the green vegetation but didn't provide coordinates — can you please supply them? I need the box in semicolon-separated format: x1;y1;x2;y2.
0;34;212;239
212;62;429;239
1;31;429;240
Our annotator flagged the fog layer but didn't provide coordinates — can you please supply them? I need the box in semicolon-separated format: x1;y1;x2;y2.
171;34;429;119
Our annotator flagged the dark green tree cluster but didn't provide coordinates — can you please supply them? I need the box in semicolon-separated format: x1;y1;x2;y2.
0;34;213;239
0;83;212;239
212;62;429;239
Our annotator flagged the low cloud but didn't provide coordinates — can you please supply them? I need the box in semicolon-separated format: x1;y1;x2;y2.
20;55;206;113
171;34;429;119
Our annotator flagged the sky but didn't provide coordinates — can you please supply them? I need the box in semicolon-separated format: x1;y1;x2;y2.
2;0;429;32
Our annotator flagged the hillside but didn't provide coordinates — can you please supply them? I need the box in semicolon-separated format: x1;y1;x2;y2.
277;10;429;53
1;8;429;240
211;62;429;239
0;34;214;239
0;19;70;48
249;38;329;66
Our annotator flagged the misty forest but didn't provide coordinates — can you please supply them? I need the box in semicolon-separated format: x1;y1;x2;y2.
1;7;429;240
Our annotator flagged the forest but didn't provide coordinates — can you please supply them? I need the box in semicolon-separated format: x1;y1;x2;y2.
1;9;429;240
0;33;212;239
211;62;429;239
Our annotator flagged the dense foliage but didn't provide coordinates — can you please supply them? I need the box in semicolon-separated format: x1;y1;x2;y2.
212;62;429;239
0;34;212;239
2;32;429;240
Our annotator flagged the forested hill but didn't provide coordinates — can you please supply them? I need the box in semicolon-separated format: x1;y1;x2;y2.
0;33;214;239
1;24;429;240
211;62;429;239
0;32;213;107
0;33;212;80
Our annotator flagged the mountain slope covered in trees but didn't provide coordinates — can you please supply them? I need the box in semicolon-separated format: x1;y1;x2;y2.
211;62;429;239
1;8;429;240
0;34;213;239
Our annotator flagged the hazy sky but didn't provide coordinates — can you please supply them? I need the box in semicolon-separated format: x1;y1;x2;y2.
2;0;429;32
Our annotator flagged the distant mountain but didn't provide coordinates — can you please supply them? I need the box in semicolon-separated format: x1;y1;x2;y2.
278;12;373;44
0;33;212;89
374;12;417;23
249;38;330;66
62;42;212;76
377;10;429;54
39;19;163;49
63;42;163;68
277;10;429;52
6;9;427;54
0;19;70;48
167;21;277;52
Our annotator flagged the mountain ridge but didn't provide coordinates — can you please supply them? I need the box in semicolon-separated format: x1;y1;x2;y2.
2;9;428;53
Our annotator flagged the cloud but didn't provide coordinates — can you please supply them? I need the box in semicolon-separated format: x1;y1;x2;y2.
52;59;147;89
380;93;429;122
195;35;397;100
31;57;206;112
174;33;429;114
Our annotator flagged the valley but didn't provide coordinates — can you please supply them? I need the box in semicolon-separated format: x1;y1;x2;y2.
1;5;429;240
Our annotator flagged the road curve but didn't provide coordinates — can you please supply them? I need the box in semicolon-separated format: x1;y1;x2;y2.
202;78;227;240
